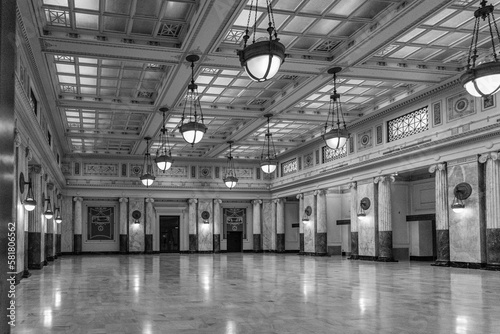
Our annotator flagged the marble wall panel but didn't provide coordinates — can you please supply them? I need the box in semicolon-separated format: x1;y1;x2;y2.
262;201;274;250
448;161;486;263
358;183;376;257
304;194;315;253
198;199;213;252
129;198;144;252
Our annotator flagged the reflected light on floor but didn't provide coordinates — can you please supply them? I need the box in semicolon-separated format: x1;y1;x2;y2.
54;291;61;308
43;308;52;327
142;321;153;334
359;297;366;314
202;273;211;292
456;316;468;334
225;320;236;334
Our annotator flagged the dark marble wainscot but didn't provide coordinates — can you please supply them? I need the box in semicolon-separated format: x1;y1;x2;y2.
253;234;262;252
28;232;43;269
213;234;220;253
349;232;359;260
315;232;327;255
46;233;54;261
120;235;128;253
145;234;153;253
189;234;197;253
299;233;304;254
432;229;450;266
377;231;397;262
276;233;285;253
23;231;31;278
74;234;82;255
486;228;500;270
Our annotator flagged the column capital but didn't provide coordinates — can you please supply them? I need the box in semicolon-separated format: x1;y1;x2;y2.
252;199;262;205
374;175;395;184
47;182;54;190
145;198;155;203
188;198;198;204
479;152;499;164
119;197;129;203
73;197;83;202
314;189;326;196
14;130;21;147
296;193;303;200
429;162;446;174
29;164;42;174
349;181;357;189
272;198;281;204
215;199;223;204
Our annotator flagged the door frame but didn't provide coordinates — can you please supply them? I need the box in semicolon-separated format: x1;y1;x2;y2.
159;215;180;253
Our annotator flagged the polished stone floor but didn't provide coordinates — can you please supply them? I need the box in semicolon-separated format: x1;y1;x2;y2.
12;254;500;334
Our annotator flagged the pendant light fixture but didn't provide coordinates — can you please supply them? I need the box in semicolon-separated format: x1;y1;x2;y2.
460;0;500;97
179;54;207;146
19;172;36;211
54;194;62;224
43;196;54;220
140;136;155;187
260;114;277;174
237;0;285;82
322;67;349;150
223;141;238;189
155;107;174;172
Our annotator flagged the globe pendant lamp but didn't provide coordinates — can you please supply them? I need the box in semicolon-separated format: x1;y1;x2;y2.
460;0;500;97
54;208;62;224
322;67;349;150
179;55;207;146
19;172;36;211
43;197;53;220
223;141;238;189
140;136;155;187
237;0;285;82
155;107;174;172
260;114;277;174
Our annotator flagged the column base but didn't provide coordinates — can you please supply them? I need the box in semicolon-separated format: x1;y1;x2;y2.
350;231;358;259
348;255;359;260
376;257;398;262
315;232;327;254
189;234;197;252
22;270;31;278
431;260;450;267
74;234;82;254
253;234;262;252
277;233;285;253
484;264;500;271
120;234;128;253
299;233;304;254
47;256;54;262
145;234;153;253
214;234;221;253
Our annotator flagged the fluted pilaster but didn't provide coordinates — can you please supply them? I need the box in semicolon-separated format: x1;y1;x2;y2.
374;175;396;261
275;198;285;252
349;182;358;259
296;193;304;254
214;199;222;253
429;163;450;266
252;199;262;252
73;197;83;254
314;189;327;255
479;152;500;269
188;198;198;252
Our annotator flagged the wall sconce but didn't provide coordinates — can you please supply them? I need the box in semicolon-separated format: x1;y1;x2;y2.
302;206;312;222
201;211;210;224
357;197;371;217
132;210;141;224
19;172;36;211
451;182;472;213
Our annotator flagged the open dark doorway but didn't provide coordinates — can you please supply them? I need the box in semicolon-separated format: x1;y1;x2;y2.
227;231;242;252
159;216;179;253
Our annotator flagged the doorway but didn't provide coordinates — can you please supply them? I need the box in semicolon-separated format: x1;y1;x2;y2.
159;216;179;253
227;231;242;252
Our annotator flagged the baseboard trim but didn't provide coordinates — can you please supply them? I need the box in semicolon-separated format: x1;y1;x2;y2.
410;256;434;261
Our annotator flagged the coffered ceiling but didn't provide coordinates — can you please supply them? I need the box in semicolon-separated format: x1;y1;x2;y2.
18;0;498;161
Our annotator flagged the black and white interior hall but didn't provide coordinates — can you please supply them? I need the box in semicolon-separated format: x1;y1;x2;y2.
3;0;500;332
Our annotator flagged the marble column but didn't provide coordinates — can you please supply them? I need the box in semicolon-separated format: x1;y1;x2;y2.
262;200;275;251
73;197;83;254
374;176;396;262
188;198;198;252
479;152;500;270
119;197;128;253
145;198;155;253
214;199;222;253
276;198;285;253
315;189;327;255
349;182;359;260
28;165;43;269
297;193;304;254
429;163;450;266
61;195;73;254
55;195;62;257
252;199;262;252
